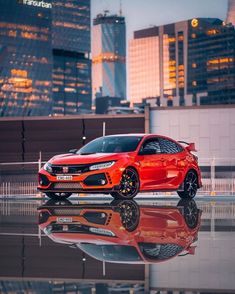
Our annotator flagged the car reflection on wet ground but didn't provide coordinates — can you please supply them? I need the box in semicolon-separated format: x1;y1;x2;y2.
0;196;235;294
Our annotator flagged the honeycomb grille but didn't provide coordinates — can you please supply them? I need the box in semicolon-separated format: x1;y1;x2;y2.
54;182;81;189
53;209;82;215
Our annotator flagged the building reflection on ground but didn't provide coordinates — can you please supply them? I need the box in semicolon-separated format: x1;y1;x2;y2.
0;197;235;293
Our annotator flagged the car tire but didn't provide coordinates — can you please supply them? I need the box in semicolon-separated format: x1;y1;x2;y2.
177;199;199;229
177;170;198;199
45;192;72;200
111;167;140;200
111;200;140;232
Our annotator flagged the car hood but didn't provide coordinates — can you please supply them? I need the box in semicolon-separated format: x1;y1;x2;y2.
49;152;129;165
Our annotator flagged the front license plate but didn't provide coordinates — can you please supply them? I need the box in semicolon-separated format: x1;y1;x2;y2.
56;175;73;180
57;217;72;223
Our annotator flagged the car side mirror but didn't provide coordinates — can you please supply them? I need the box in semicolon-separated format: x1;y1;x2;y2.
68;149;78;154
139;148;157;155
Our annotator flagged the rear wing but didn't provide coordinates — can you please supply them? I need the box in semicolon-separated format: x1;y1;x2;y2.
178;141;197;152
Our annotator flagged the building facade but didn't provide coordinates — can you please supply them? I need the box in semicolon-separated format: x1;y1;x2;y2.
0;0;91;117
52;0;91;115
227;0;235;26
92;13;126;100
129;18;235;107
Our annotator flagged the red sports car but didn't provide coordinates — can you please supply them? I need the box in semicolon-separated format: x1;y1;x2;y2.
38;199;201;264
38;134;202;200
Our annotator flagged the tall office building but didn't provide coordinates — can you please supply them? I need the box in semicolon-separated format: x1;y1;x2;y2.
129;18;235;106
227;0;235;26
52;0;91;115
0;0;91;116
92;12;126;100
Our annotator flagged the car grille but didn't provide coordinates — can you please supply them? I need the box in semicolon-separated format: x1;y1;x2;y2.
51;164;90;175
50;223;90;233
153;244;183;260
53;209;82;215
53;182;82;189
139;243;183;260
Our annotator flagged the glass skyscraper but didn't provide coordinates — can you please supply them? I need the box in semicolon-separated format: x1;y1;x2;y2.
52;0;91;115
129;18;235;106
92;13;126;100
0;0;91;116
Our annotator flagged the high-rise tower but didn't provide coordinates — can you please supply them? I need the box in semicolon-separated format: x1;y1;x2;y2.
52;0;91;115
92;12;126;100
227;0;235;26
129;18;235;106
0;0;91;116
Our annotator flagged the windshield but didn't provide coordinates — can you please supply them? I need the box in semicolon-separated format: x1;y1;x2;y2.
78;136;143;154
78;244;142;262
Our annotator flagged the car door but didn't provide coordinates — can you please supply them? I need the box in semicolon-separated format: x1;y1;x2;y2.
136;137;168;190
157;137;186;189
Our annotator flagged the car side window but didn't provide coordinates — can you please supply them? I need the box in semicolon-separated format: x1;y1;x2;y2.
141;138;161;154
158;138;183;154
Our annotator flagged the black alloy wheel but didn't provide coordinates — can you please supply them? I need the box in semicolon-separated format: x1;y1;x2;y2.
177;199;199;229
111;167;140;200
116;200;140;232
177;170;198;199
45;192;72;200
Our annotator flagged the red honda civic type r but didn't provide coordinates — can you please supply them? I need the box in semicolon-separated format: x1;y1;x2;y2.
38;134;202;200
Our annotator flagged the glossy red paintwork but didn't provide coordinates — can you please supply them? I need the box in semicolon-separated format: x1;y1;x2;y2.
37;134;202;195
38;200;201;264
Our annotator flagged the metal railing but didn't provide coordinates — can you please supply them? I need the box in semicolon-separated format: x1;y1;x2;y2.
0;181;38;196
0;155;234;197
0;155;44;196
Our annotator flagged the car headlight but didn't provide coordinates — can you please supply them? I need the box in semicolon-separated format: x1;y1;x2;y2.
89;161;115;171
43;162;53;173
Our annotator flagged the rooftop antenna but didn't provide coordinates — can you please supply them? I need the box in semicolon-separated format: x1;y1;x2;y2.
119;0;122;16
104;9;109;16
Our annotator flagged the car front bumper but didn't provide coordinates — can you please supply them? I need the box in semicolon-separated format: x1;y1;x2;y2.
37;167;123;194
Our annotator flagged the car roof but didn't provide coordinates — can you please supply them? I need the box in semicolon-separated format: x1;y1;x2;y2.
104;134;173;139
105;133;146;137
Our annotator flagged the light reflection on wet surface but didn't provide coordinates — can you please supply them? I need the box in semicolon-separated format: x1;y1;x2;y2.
0;196;235;294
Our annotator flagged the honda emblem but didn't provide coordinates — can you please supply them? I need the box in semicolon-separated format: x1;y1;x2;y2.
62;166;69;173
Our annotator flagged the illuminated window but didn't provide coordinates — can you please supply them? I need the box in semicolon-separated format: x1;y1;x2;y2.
169;60;176;65
178;35;184;41
192;63;197;68
178;71;184;77
207;29;220;35
11;69;28;78
169;66;176;72
192;81;197;86
168;37;176;43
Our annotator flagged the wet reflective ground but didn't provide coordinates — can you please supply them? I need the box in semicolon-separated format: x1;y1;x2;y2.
0;196;235;294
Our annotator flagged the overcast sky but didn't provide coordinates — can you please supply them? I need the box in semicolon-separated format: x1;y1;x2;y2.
91;0;228;40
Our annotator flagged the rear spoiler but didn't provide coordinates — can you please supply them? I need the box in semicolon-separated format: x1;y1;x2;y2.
178;141;197;152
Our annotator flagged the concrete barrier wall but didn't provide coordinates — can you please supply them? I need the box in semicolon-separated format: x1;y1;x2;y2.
150;105;235;165
0;114;145;163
